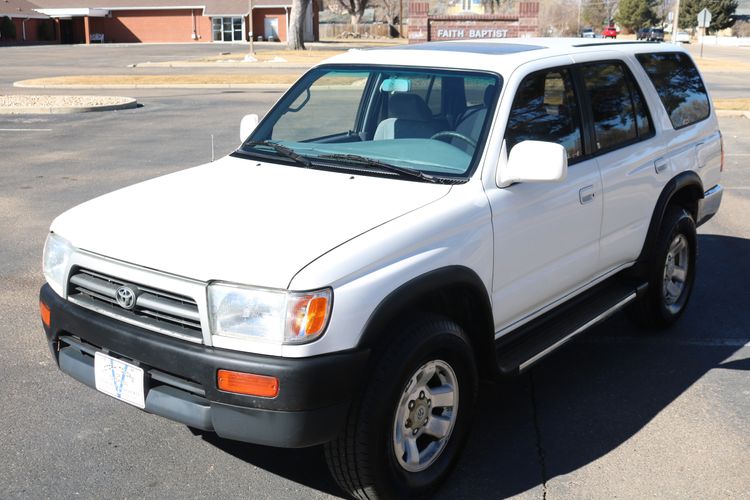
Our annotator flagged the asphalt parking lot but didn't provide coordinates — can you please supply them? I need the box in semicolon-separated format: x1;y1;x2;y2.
1;43;749;499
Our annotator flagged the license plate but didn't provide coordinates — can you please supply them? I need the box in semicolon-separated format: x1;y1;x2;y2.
94;352;145;409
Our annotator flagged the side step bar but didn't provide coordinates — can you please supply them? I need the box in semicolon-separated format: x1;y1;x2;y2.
495;278;648;376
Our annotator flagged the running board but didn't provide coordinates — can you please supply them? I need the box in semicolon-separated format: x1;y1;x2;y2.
495;278;648;376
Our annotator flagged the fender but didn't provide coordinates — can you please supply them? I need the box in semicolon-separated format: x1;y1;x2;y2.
356;266;496;375
636;170;704;267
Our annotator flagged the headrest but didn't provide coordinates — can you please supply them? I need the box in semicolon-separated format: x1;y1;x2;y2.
389;93;432;121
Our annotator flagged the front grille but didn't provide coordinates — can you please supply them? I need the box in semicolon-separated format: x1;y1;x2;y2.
67;268;203;343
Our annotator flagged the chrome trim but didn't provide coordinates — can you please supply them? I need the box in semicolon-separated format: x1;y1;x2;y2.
518;292;637;372
68;295;203;344
697;184;723;226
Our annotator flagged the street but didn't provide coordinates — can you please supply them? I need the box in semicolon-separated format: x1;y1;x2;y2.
1;42;748;499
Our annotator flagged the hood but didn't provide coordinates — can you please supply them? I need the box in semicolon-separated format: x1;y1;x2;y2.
51;155;451;289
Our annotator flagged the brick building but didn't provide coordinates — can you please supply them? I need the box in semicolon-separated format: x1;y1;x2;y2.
1;0;317;44
0;0;54;43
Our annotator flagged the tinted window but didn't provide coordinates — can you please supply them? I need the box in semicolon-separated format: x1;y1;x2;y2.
505;68;583;160
636;52;710;129
582;62;650;151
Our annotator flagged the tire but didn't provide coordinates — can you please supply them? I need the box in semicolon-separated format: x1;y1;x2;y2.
325;315;478;499
628;206;697;329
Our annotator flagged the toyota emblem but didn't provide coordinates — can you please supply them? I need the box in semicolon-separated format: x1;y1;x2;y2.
115;286;137;310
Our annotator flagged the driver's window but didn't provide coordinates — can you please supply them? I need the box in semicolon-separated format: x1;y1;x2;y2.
270;71;369;142
504;68;583;160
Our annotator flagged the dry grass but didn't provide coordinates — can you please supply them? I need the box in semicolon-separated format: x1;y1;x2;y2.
199;49;345;64
714;98;750;111
18;74;300;87
694;58;750;73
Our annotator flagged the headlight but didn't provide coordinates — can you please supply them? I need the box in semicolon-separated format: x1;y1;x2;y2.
208;283;332;345
43;233;74;297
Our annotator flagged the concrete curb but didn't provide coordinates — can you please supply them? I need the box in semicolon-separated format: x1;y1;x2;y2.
716;109;750;119
13;82;291;90
0;98;138;114
132;61;314;69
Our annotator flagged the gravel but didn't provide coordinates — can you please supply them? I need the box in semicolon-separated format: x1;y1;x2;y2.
0;94;137;114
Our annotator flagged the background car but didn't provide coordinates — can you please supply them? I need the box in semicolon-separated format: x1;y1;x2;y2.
602;26;618;38
581;27;595;38
675;31;691;43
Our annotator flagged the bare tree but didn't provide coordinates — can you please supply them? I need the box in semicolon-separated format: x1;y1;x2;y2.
338;0;370;27
379;0;400;36
288;0;310;50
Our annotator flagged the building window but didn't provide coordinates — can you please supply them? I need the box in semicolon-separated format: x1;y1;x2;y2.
212;17;245;42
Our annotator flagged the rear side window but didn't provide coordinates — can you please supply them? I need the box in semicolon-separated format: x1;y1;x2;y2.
581;62;653;152
505;68;583;160
636;52;710;129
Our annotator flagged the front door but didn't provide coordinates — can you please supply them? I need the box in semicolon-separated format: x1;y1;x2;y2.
487;64;603;335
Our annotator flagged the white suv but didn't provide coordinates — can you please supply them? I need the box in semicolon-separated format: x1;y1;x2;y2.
40;39;723;498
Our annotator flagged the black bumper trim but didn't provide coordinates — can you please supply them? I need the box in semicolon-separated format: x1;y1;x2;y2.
41;284;368;448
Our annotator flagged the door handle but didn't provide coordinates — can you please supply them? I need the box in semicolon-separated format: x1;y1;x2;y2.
654;158;668;174
579;185;596;205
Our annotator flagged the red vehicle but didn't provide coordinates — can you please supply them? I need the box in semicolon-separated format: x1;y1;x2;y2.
602;26;618;38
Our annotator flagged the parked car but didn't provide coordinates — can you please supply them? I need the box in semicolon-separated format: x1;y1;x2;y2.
676;31;691;43
638;27;665;41
602;25;618;38
581;27;595;38
41;39;723;498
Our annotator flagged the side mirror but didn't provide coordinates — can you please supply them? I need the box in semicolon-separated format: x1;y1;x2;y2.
240;113;259;143
497;140;568;187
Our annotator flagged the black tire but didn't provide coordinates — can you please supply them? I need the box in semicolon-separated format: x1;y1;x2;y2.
325;315;478;499
628;206;697;329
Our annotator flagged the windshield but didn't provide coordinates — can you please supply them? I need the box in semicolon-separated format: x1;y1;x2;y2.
239;65;501;181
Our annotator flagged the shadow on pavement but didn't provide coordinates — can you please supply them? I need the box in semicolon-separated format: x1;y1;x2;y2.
200;234;749;499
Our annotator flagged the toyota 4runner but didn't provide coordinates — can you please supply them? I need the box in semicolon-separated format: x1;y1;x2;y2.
40;39;723;499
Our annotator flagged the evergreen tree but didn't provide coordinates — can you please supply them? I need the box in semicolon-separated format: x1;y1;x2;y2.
616;0;658;30
679;0;738;32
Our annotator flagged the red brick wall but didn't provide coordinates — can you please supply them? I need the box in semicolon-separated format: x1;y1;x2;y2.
88;9;212;43
252;8;287;42
5;18;42;42
408;0;540;43
429;15;523;41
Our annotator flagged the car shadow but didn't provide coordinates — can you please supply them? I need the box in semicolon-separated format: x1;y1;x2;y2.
199;234;750;499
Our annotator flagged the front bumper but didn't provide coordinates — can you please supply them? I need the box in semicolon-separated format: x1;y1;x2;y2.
697;184;723;227
40;284;368;448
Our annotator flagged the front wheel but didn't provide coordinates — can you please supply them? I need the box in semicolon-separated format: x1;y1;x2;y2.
628;206;697;329
325;315;478;499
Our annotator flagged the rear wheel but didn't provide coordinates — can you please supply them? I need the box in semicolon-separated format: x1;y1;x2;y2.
325;315;477;499
629;206;697;329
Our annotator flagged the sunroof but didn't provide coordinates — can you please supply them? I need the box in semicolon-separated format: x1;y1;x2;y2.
386;42;544;55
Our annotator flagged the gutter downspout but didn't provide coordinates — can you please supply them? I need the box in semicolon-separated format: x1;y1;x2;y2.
22;18;28;41
191;8;197;40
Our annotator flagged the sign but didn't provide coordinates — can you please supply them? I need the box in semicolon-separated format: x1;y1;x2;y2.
697;8;712;28
435;28;509;39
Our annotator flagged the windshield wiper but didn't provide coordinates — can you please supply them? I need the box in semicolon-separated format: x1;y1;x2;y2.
245;140;311;168
317;153;444;184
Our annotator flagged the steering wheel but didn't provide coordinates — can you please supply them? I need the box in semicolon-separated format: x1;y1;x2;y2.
430;131;477;149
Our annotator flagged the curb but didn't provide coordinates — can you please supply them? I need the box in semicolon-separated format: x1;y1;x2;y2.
13;82;291;90
132;61;314;69
0;98;138;114
715;109;750;119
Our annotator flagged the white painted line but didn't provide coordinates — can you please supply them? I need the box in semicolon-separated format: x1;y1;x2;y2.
583;336;750;348
725;153;750;157
0;128;52;132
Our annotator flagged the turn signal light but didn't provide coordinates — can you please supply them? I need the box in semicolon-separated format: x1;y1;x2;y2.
217;369;279;398
40;301;51;328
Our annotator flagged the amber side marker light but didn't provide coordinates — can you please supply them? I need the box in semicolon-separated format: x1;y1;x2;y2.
217;369;279;398
40;301;51;328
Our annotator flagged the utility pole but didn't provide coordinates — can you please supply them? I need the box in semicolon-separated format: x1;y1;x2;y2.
672;0;680;44
248;0;255;54
399;0;403;38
